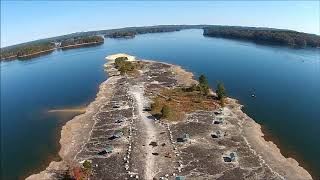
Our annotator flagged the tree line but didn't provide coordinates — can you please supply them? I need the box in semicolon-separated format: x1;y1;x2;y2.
0;36;104;61
60;36;104;49
105;32;136;38
1;42;55;61
105;26;183;38
203;27;320;48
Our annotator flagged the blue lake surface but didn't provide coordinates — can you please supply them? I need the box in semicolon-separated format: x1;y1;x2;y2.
1;29;320;179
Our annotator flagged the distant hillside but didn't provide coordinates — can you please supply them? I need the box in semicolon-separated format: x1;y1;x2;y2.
1;25;319;61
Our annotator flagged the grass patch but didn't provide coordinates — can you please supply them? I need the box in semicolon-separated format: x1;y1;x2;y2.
150;86;219;121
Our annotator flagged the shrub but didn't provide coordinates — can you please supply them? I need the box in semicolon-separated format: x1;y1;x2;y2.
199;74;209;96
199;84;209;96
82;160;92;170
114;56;135;75
115;56;128;61
199;74;208;85
190;84;198;91
216;81;226;106
161;105;171;118
114;57;128;68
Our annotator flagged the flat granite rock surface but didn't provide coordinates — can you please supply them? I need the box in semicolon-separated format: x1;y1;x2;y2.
27;57;312;180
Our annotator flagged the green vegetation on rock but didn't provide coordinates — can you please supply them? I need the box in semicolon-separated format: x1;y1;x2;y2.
161;104;171;118
82;160;92;170
199;74;210;96
114;57;136;75
216;81;226;105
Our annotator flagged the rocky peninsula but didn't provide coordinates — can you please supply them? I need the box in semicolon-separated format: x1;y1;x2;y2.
27;53;312;180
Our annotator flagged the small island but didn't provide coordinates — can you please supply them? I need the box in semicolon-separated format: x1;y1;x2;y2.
27;54;312;180
59;36;104;50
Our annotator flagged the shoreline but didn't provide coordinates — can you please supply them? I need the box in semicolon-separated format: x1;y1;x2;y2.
26;75;118;180
1;41;104;62
59;41;104;50
0;48;55;62
260;125;316;179
27;55;312;179
228;101;312;179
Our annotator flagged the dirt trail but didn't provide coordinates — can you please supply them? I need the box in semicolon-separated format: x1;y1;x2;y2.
130;84;158;179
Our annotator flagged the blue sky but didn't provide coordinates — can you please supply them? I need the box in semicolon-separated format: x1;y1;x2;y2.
1;1;319;47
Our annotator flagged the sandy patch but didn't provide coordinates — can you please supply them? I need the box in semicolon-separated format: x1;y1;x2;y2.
105;53;136;62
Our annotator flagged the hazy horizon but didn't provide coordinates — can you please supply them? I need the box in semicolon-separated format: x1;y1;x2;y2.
1;1;319;47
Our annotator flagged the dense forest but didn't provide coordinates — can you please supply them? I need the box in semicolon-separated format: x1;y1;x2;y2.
0;36;104;60
0;42;55;61
105;26;186;38
203;27;320;48
118;26;182;35
106;32;136;38
60;36;104;50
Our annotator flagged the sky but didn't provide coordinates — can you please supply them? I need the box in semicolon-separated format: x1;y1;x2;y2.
1;1;319;47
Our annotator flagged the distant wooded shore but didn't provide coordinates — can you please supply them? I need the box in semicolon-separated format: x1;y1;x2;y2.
1;25;319;61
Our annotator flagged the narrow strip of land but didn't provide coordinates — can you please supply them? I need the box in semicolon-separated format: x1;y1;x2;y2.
27;54;313;180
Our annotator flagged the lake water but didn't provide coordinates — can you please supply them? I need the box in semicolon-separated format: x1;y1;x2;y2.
1;29;319;179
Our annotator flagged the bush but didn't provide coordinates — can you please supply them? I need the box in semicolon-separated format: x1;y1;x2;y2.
82;160;92;170
161;105;171;118
199;74;208;85
199;74;209;96
216;81;226;106
114;57;128;68
114;56;135;75
190;84;198;91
